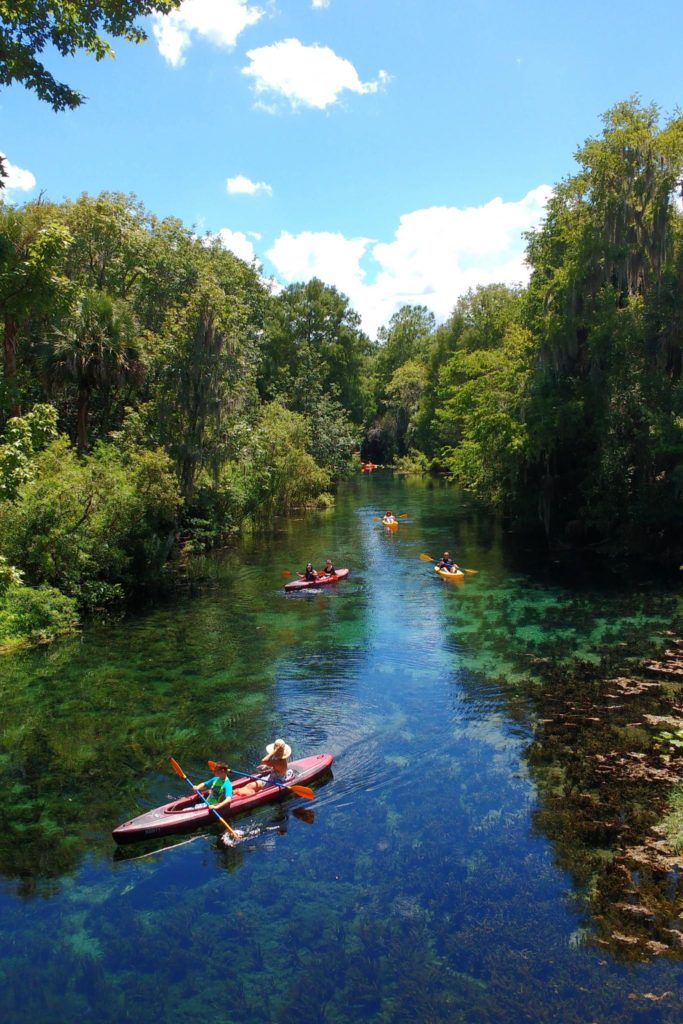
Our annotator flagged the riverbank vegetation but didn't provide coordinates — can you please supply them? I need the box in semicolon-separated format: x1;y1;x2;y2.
366;100;683;564
2;97;682;647
0;194;366;645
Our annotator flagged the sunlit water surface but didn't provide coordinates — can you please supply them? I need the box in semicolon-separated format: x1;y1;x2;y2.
1;474;682;1022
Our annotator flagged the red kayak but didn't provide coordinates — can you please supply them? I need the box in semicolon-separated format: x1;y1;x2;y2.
284;568;349;591
113;753;334;844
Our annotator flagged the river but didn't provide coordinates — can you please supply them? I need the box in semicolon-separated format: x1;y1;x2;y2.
1;472;683;1022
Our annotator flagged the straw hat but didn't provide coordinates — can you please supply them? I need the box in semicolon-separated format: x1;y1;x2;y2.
266;738;292;758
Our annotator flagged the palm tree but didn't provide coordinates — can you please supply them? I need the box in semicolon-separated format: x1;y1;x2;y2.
51;289;141;450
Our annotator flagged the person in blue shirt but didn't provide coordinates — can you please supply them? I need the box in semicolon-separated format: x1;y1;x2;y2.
436;551;460;573
193;761;233;812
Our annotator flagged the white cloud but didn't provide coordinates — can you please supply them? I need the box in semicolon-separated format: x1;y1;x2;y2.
226;174;272;196
311;0;330;7
242;38;388;110
153;0;263;67
268;230;372;298
206;228;258;263
266;185;552;337
0;154;36;200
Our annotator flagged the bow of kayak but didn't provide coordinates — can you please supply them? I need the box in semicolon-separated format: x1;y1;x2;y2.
113;753;334;844
434;566;464;581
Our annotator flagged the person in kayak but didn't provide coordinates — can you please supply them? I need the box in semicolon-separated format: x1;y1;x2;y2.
382;511;396;525
193;761;233;811
236;739;294;795
322;558;336;576
302;562;318;581
436;551;460;573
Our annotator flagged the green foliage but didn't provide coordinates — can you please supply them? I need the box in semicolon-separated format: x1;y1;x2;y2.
0;582;77;649
0;1;183;110
375;305;436;384
242;402;331;520
0;403;58;499
0;555;22;592
391;449;432;475
653;729;683;751
0;436;179;608
260;278;374;425
522;98;683;546
151;251;261;499
51;288;141;450
661;785;683;853
438;324;533;502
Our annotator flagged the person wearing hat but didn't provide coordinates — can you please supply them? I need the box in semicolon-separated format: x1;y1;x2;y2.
237;739;293;795
382;511;396;525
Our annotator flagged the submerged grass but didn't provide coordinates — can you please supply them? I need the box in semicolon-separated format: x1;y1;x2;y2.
3;478;683;1021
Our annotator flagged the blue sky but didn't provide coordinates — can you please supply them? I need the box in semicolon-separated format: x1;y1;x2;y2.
2;0;681;336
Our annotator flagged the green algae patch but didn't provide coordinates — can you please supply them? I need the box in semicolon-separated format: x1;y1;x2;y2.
661;787;683;853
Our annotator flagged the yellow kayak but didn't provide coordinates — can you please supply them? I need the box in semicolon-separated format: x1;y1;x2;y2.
434;566;464;582
382;519;398;529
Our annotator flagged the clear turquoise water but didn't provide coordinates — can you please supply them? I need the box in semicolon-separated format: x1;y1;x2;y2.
1;473;682;1022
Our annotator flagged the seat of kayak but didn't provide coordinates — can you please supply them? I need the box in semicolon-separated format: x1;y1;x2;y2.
164;768;302;813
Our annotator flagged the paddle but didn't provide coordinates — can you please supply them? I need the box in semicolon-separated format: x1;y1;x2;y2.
374;513;409;522
208;761;315;801
419;554;478;575
169;757;240;840
282;571;291;577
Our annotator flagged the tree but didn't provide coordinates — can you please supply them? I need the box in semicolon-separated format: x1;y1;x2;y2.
523;98;683;546
51;289;141;450
152;255;260;499
261;279;373;425
62;192;152;297
0;200;71;416
437;325;534;504
375;305;435;386
0;1;183;110
380;359;429;458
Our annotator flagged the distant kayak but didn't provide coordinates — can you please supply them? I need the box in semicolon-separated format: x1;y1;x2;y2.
434;566;464;581
284;568;350;591
361;463;378;472
113;754;334;844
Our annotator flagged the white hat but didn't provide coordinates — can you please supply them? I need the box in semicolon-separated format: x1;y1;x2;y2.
266;738;292;758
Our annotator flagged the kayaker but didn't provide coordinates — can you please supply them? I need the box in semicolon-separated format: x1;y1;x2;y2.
382;511;396;525
193;761;233;811
303;562;318;581
237;739;294;795
436;551;460;573
322;558;336;576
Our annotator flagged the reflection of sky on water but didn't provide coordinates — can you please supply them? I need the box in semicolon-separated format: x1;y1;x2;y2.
1;472;683;1022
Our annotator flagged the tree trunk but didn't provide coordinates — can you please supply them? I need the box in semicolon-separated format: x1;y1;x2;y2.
77;384;90;451
4;316;21;417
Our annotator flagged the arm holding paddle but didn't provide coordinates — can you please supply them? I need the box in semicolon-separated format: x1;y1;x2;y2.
209;738;315;800
170;757;240;840
420;553;478;575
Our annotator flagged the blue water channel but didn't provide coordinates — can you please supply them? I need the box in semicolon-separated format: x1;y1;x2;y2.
1;472;683;1022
